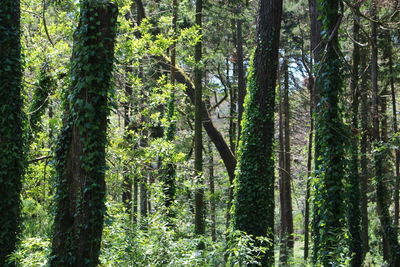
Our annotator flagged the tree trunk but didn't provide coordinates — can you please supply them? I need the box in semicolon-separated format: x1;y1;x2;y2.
312;0;346;265
359;33;370;256
232;0;283;265
347;12;363;267
0;1;23;265
122;65;133;214
279;58;294;265
303;74;313;261
308;2;322;262
194;0;205;237
236;16;246;140
370;3;400;265
50;2;117;266
208;141;216;241
388;34;400;227
140;176;148;220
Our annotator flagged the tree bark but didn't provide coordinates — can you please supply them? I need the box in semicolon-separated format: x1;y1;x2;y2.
50;2;117;266
279;58;294;265
208;141;216;241
194;0;205;237
303;74;313;261
347;12;363;266
359;48;369;255
233;0;283;265
236;16;246;140
370;3;400;265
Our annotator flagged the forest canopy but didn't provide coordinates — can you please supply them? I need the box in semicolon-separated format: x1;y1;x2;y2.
0;0;399;266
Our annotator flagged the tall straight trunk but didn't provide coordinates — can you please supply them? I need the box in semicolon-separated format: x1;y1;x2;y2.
194;0;205;237
359;49;369;255
303;74;314;261
279;58;294;265
50;2;117;266
233;0;283;265
308;1;322;262
140;176;148;219
388;34;400;226
122;65;133;214
229;60;237;154
370;3;400;265
208;141;216;241
236;16;246;140
133;175;139;222
347;13;363;267
0;1;23;265
312;0;346;265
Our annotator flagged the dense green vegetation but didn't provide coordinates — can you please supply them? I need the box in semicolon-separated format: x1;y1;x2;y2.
0;0;399;266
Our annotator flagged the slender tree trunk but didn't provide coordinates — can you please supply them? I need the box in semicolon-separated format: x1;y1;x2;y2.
279;58;294;265
233;0;283;265
50;2;117;266
303;74;313;261
122;65;133;214
359;48;369;255
370;3;400;265
140;176;148;220
133;175;139;223
236;15;246;141
0;1;23;265
308;1;322;262
388;34;400;227
228;60;237;154
347;13;363;267
194;0;205;237
208;141;216;241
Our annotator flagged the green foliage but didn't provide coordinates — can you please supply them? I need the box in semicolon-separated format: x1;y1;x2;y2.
0;1;24;265
10;238;50;267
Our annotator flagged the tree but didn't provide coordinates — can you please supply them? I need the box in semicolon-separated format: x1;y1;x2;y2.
50;1;118;266
346;11;363;267
232;0;283;265
279;57;294;265
194;0;205;237
0;1;24;265
312;0;347;265
370;2;400;265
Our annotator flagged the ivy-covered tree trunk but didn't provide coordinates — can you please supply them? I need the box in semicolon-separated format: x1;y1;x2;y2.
312;0;346;265
232;0;282;265
0;1;23;265
347;13;363;267
370;3;400;265
50;2;117;266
